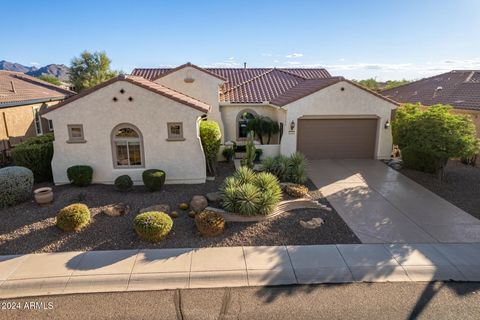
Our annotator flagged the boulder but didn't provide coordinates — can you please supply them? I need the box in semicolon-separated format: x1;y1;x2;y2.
299;217;324;229
139;204;171;214
190;195;208;213
206;191;222;203
102;203;131;217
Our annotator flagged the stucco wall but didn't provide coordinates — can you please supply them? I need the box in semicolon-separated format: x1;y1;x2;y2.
154;66;225;142
44;81;207;185
282;81;396;159
219;104;283;144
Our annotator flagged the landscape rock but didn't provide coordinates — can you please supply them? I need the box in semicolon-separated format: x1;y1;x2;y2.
139;204;170;214
299;217;324;229
206;192;222;203
102;203;131;217
190;195;208;213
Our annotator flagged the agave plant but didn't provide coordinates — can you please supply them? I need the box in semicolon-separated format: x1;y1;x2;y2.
287;152;308;183
233;166;256;185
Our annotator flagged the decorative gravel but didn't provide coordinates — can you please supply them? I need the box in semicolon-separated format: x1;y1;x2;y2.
0;163;359;255
400;160;480;220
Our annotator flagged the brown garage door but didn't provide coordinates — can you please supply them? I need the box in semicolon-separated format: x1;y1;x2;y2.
297;118;377;159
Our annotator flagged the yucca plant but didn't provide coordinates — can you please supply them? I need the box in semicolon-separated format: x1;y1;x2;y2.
233;166;256;185
236;183;261;216
287;152;308;183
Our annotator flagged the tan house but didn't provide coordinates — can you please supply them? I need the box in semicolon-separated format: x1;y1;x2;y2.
0;71;74;162
43;63;398;185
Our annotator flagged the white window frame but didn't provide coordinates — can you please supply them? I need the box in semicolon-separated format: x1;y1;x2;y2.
111;123;145;169
33;107;43;136
47;119;54;131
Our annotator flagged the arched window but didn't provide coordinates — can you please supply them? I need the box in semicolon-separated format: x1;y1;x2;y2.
237;110;256;139
111;124;144;168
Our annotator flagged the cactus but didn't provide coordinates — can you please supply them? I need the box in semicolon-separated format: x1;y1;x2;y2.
242;131;256;169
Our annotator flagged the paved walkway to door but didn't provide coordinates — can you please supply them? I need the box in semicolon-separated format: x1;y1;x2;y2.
309;159;480;243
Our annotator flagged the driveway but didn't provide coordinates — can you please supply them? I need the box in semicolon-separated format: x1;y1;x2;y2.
309;159;480;243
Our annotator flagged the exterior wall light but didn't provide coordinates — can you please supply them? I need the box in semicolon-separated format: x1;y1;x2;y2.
384;120;390;129
290;120;295;131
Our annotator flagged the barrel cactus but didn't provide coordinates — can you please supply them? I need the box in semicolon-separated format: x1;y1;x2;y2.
0;166;34;208
195;210;225;237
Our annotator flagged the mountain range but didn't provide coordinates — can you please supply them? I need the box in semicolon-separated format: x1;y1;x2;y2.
0;60;70;82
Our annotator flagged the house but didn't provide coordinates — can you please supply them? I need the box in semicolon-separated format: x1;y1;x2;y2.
381;70;480;139
42;63;398;185
0;71;74;162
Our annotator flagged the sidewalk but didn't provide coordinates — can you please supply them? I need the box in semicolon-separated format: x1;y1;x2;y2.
1;244;480;298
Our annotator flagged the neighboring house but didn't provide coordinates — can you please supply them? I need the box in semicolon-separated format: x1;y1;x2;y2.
381;70;480;139
0;71;74;162
42;63;398;185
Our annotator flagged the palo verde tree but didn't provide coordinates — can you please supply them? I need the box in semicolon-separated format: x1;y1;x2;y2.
393;103;479;179
69;51;118;92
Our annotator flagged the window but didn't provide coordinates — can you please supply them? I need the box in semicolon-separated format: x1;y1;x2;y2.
67;124;85;143
237;111;256;139
167;122;184;140
48;119;54;131
33;108;43;136
111;124;144;168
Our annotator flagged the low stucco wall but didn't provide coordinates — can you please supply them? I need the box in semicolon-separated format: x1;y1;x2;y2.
281;81;396;159
258;144;281;158
44;81;207;185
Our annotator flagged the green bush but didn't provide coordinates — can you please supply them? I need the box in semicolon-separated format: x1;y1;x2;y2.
134;211;173;242
142;169;166;191
11;134;54;182
220;167;282;216
195;210;225;237
67;165;93;187
114;175;133;191
393;104;479;178
200;120;221;176
222;147;235;162
261;152;308;183
56;203;91;231
0;166;34;208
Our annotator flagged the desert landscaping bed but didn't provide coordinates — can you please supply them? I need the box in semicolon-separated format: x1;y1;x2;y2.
0;162;359;255
400;160;480;219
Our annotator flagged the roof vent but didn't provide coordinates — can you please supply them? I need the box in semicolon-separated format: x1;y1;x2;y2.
10;81;16;93
436;86;443;91
243;62;247;70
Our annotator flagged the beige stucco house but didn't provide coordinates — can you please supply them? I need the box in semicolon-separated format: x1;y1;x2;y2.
43;63;398;185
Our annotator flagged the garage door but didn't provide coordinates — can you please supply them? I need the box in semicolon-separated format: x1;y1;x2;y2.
297;118;377;159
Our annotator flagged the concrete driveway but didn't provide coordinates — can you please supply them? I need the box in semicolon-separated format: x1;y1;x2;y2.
309;159;480;243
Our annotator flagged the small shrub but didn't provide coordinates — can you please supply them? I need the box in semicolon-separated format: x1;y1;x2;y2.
56;203;91;231
284;184;309;198
11;134;54;182
261;152;308;183
222;147;235;162
195;210;225;237
401;146;439;173
134;211;173;242
200;120;222;176
255;149;263;162
220;167;282;216
114;175;133;191
142;169;166;191
67;165;93;187
0;166;34;208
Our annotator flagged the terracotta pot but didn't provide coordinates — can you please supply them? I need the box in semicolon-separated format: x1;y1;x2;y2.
34;187;53;206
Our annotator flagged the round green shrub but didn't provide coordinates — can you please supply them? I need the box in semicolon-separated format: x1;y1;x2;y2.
67;165;93;187
142;169;166;191
220;167;282;216
134;211;173;242
114;175;133;191
11;134;54;182
56;203;91;231
0;166;34;208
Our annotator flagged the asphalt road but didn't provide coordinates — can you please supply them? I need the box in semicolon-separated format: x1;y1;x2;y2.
1;282;480;320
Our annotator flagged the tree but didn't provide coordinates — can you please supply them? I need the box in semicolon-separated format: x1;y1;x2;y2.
199;120;222;176
383;79;410;90
355;78;410;91
69;51;118;92
357;78;379;91
38;74;62;86
247;116;280;144
393;103;479;179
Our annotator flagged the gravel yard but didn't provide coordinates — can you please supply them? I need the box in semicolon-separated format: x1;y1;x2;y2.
400;160;480;219
0;162;359;255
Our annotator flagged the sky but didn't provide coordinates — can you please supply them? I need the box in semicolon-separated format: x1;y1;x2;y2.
2;0;480;81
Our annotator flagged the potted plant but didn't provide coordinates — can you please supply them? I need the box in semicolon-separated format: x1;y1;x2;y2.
222;147;235;162
34;187;53;206
255;149;263;162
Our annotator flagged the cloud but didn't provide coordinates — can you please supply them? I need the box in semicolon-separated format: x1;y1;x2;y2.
261;53;273;57
285;53;303;58
284;61;302;65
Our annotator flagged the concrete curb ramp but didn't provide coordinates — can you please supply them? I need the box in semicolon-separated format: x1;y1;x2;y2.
1;244;480;298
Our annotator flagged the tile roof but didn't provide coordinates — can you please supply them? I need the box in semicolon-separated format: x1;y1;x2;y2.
0;71;74;106
381;70;480;111
42;75;210;115
131;66;333;105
